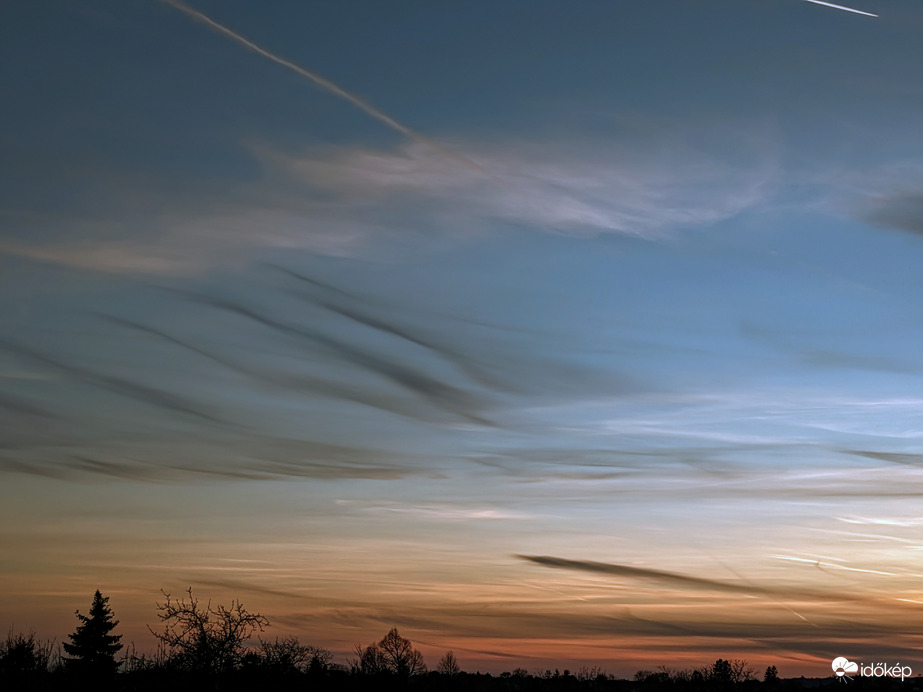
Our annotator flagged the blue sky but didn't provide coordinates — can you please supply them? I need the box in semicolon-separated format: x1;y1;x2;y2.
3;0;923;675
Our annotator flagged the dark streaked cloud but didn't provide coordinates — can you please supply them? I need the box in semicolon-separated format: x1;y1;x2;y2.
1;265;641;483
518;555;772;595
860;190;923;236
97;312;459;424
0;338;219;423
0;392;57;419
166;288;494;425
0;435;419;483
516;555;884;604
274;265;510;391
741;323;920;375
841;449;923;468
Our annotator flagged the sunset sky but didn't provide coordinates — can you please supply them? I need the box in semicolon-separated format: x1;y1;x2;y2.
3;0;923;677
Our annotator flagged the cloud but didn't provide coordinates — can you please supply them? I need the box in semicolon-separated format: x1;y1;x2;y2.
275;265;508;391
0;393;57;419
0;338;219;423
260;138;771;240
840;449;923;467
347;501;530;521
0;267;644;482
268;598;919;660
0;436;420;482
516;555;886;603
518;555;774;595
166;288;494;425
860;190;923;236
0;239;203;275
97;312;476;424
820;162;923;237
0;130;774;275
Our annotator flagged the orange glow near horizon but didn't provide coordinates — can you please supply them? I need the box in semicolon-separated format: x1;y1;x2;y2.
4;467;923;678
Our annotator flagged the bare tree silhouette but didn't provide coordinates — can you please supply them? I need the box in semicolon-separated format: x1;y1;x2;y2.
438;649;460;676
148;588;267;674
378;627;426;676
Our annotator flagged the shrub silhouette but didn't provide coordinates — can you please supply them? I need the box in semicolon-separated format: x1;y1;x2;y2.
0;629;55;686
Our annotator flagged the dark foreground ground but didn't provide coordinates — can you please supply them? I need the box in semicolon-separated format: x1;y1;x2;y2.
2;668;920;692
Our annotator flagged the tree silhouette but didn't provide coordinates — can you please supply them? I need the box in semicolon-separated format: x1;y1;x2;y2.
707;658;755;690
353;642;386;675
63;590;122;677
378;627;426;676
764;665;779;685
710;658;733;685
438;649;460;676
149;587;268;674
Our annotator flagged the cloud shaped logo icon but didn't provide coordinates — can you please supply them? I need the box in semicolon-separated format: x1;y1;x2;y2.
832;657;859;678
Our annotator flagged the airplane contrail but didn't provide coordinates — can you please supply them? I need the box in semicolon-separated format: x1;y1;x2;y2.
158;0;483;170
802;0;878;17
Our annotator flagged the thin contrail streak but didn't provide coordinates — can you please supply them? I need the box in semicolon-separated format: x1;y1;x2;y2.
158;0;483;170
802;0;878;17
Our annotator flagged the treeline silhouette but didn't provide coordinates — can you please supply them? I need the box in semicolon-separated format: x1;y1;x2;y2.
0;589;908;692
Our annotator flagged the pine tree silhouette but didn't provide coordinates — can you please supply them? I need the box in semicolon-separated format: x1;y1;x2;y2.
63;590;123;677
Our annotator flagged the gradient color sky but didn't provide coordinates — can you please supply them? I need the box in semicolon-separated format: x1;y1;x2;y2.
3;0;923;677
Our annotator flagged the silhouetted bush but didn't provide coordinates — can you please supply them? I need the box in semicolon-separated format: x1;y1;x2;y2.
0;629;56;689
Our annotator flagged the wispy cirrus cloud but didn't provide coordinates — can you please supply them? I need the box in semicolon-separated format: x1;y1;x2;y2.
0;131;775;275
259;138;773;239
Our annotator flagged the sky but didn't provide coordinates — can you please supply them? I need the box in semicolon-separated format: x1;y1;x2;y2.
3;0;923;678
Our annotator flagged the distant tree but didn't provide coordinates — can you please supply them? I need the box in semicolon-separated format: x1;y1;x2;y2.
711;659;733;681
257;635;311;674
306;645;333;673
149;588;268;674
438;649;461;675
377;627;426;676
636;669;671;687
731;659;757;685
576;666;606;682
63;590;122;677
353;642;386;675
708;659;756;689
764;665;780;685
